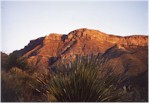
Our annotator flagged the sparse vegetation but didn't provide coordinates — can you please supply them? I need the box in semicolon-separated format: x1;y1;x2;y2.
3;54;29;71
1;54;148;102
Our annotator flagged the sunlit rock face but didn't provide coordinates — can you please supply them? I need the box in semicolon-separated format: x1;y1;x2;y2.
12;28;148;75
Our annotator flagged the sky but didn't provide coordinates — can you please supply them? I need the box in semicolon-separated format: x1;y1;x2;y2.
1;0;148;54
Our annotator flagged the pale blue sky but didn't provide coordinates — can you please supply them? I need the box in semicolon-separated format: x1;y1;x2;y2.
1;0;148;54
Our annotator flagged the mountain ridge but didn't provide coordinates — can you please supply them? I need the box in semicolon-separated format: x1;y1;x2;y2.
10;28;148;76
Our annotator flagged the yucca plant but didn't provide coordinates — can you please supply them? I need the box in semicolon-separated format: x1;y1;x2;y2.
36;55;125;102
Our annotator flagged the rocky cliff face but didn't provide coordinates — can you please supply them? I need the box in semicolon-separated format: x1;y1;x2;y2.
12;28;148;76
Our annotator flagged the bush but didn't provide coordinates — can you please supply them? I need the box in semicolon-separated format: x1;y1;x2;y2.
36;55;125;102
1;54;148;102
1;67;47;102
6;54;29;71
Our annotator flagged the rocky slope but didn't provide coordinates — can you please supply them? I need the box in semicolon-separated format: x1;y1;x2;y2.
12;28;148;76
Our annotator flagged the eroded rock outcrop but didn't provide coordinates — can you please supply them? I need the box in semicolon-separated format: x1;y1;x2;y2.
12;28;148;75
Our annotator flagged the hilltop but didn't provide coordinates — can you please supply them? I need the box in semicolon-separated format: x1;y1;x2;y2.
10;28;148;76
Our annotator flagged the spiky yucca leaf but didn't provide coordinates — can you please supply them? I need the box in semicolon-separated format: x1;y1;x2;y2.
41;55;125;102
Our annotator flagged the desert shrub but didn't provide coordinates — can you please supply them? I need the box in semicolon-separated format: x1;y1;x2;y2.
35;55;125;102
119;84;148;102
1;67;31;102
1;70;18;102
6;54;29;71
1;54;148;102
119;73;148;102
1;67;47;102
